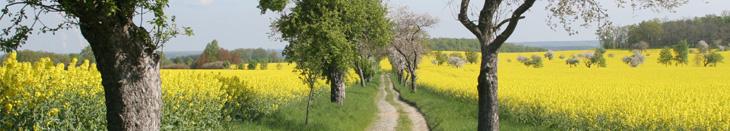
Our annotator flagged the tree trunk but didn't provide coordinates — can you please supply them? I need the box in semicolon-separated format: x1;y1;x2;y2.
408;68;417;93
327;66;346;104
477;51;499;131
79;20;162;130
355;64;366;87
305;79;315;125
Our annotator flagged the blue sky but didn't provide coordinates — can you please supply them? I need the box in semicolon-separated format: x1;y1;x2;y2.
9;0;730;53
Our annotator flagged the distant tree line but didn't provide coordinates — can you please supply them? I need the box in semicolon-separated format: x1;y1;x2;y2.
598;12;730;49
427;38;548;52
164;40;284;69
1;40;284;69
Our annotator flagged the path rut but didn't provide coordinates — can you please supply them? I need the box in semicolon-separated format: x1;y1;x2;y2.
368;74;429;131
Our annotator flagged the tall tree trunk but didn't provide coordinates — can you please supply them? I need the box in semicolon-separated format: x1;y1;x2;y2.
408;68;417;93
477;51;499;131
305;79;315;125
355;64;366;87
79;20;162;130
328;66;346;104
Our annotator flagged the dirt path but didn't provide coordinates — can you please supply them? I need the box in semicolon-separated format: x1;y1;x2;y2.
368;74;429;131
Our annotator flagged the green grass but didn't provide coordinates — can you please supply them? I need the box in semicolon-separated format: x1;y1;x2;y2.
224;79;380;131
390;76;552;131
383;82;411;131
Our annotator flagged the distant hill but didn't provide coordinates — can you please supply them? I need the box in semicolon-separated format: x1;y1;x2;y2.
514;40;599;50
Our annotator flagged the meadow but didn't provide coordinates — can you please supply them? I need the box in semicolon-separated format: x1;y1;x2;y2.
389;49;730;130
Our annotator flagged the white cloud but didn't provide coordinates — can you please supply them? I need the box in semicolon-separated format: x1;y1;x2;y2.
199;0;214;6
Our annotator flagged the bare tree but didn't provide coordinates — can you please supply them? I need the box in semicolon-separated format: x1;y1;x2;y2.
456;0;686;130
389;7;437;93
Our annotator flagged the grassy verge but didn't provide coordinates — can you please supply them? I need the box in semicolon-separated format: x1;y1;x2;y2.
390;76;552;131
383;82;412;131
224;78;380;131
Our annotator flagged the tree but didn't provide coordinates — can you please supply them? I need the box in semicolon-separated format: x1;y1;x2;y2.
79;46;96;63
203;40;221;62
447;56;466;68
633;41;650;52
658;47;674;66
465;51;479;64
389;7;437;93
349;0;393;87
623;50;645;67
703;51;724;67
434;51;448;65
673;40;690;65
456;0;684;130
261;0;391;104
0;0;193;130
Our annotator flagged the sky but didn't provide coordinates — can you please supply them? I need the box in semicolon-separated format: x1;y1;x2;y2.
7;0;730;53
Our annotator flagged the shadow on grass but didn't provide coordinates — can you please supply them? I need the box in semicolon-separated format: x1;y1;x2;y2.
224;78;380;131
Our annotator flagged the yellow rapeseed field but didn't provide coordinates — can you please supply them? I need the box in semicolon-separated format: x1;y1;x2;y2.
0;51;346;130
386;49;730;130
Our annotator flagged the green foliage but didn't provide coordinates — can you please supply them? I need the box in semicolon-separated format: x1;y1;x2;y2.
248;61;258;70
672;40;690;65
434;51;448;65
203;40;221;62
518;55;543;68
703;51;724;67
272;0;391;83
79;46;95;63
600;15;730;49
465;51;478;64
258;0;289;13
585;48;607;68
658;47;674;65
259;62;269;70
427;38;547;52
565;57;580;67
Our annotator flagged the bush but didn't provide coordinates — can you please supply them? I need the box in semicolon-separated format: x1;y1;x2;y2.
162;64;191;69
584;48;607;68
434;51;448;65
198;61;227;69
276;63;284;70
247;61;258;70
565;57;580;67
517;55;543;68
447;56;466;68
623;50;645;67
544;50;554;60
558;55;565;60
260;62;269;70
465;51;478;64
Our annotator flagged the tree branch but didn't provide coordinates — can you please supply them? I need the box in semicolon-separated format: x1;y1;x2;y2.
487;0;535;53
493;16;525;31
458;0;481;37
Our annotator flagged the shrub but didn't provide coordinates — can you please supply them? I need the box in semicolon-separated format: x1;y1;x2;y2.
517;55;543;68
565;57;580;67
559;55;565;60
247;61;258;70
465;51;479;64
198;61;227;69
260;62;269;70
447;56;466;68
584;48;607;68
544;50;554;60
624;50;645;67
434;51;448;65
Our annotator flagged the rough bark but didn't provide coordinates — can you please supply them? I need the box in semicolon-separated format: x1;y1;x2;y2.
328;66;346;104
408;68;417;93
457;0;535;131
78;17;162;130
477;52;499;131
